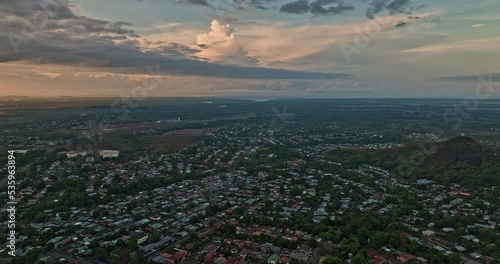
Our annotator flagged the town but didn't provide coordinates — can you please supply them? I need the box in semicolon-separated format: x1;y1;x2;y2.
1;103;499;264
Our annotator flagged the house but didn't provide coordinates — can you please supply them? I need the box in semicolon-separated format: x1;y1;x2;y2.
138;236;173;252
442;227;455;233
373;256;389;264
399;254;416;263
422;230;435;236
204;253;216;263
455;246;466;252
99;150;120;158
268;254;280;264
279;256;292;264
214;257;226;264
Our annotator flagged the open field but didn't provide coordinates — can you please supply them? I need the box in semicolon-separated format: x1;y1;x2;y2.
145;135;205;152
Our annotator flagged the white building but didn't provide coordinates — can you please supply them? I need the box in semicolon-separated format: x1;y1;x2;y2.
99;150;120;158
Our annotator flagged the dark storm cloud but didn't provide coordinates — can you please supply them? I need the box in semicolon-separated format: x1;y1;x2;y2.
280;0;310;14
167;0;421;19
166;0;209;6
0;0;75;19
232;0;279;10
366;0;413;19
280;0;354;15
0;0;350;80
167;0;279;10
310;0;354;15
438;73;500;82
184;0;210;6
395;21;408;27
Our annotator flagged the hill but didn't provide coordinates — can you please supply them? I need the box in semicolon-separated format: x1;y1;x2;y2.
423;136;487;167
326;136;500;187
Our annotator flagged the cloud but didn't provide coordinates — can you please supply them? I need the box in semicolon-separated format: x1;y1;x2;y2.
153;22;182;30
231;14;419;67
0;62;366;97
238;79;382;93
438;73;500;82
395;21;408;27
0;0;350;80
187;0;209;5
280;0;310;14
471;23;489;28
399;37;500;54
366;0;414;19
280;0;354;16
0;64;136;96
278;0;420;18
171;0;210;6
196;20;249;62
232;0;278;10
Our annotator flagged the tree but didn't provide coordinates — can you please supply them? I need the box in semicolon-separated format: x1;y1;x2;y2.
92;210;101;219
446;253;461;264
323;256;342;264
351;252;370;264
89;240;100;249
429;252;445;264
108;253;120;264
45;242;55;251
92;247;108;261
312;224;327;235
147;231;161;244
129;252;143;264
116;239;125;247
290;186;302;196
356;227;370;245
371;231;388;248
308;238;318;248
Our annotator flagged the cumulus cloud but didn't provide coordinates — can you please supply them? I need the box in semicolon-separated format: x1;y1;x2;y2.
196;20;236;47
196;20;248;62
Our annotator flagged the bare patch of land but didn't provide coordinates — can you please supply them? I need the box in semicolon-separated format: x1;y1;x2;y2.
146;135;205;152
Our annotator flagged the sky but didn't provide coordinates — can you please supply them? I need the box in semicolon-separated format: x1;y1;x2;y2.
0;0;499;97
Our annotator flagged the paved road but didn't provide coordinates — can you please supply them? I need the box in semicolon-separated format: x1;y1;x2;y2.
40;252;95;264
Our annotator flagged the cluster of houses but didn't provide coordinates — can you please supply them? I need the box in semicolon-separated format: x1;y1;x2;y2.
3;122;499;264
